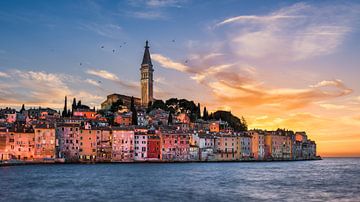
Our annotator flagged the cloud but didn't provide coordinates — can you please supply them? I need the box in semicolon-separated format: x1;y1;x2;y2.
0;70;107;109
80;23;122;38
217;3;359;61
86;69;138;89
85;78;101;87
217;15;302;26
130;11;165;19
0;70;71;108
318;103;346;110
86;69;119;81
0;71;10;78
152;54;192;73
129;0;184;8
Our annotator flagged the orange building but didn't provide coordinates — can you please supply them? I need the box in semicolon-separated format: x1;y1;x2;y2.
0;129;10;160
34;124;56;160
8;126;35;160
209;121;220;133
79;129;97;162
73;109;97;120
114;112;132;126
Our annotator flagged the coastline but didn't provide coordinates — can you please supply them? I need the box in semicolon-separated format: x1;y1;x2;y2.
0;157;322;167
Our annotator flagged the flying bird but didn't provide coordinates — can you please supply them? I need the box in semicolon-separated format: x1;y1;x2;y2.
185;60;188;63
80;63;82;66
112;49;115;53
101;46;104;49
172;39;175;42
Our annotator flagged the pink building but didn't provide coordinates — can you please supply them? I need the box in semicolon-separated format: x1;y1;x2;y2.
160;130;190;161
112;127;134;162
56;123;81;162
215;135;238;161
134;131;148;161
95;128;112;162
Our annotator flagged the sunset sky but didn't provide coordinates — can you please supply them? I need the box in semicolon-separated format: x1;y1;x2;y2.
0;0;359;157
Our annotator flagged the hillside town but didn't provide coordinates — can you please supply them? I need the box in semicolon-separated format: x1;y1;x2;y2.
0;41;318;164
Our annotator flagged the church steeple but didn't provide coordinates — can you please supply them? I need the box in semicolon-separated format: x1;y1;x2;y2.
140;40;154;107
142;40;152;67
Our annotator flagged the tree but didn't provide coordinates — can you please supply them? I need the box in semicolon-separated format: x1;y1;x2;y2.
213;110;247;132
131;96;138;125
168;112;173;125
203;107;208;120
62;96;68;117
196;103;201;119
110;99;123;113
241;116;248;131
72;98;77;112
20;104;25;113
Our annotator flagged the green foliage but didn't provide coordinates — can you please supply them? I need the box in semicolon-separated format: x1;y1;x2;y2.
213;110;247;131
131;96;138;125
110;99;124;113
147;100;168;112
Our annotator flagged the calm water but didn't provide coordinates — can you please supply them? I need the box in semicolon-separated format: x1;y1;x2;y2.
0;158;359;202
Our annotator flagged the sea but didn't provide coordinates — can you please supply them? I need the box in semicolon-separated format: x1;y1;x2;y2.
0;158;359;202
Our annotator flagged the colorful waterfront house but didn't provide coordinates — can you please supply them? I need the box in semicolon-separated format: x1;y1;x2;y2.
134;131;148;161
114;112;132;126
308;140;317;159
8;126;35;160
34;124;56;160
189;145;200;161
147;133;161;160
249;130;265;160
56;123;81;162
0;129;10;160
112;127;134;162
95;127;112;162
160;130;190;161
199;134;216;161
214;134;238;161
265;130;292;160
191;132;216;161
78;128;97;162
238;132;252;160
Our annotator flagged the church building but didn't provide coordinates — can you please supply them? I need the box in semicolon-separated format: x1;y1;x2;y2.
100;41;154;110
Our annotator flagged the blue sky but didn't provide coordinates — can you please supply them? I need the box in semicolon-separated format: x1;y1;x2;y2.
1;0;360;156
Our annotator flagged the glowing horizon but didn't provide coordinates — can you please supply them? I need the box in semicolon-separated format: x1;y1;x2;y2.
0;1;360;157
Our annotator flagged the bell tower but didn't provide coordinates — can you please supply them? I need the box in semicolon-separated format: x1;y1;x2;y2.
140;40;154;107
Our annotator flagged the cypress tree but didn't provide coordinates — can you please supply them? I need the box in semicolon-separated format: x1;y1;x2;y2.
203;106;208;120
131;96;138;125
197;103;201;119
62;96;68;117
72;98;77;113
20;104;25;113
168;112;173;125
